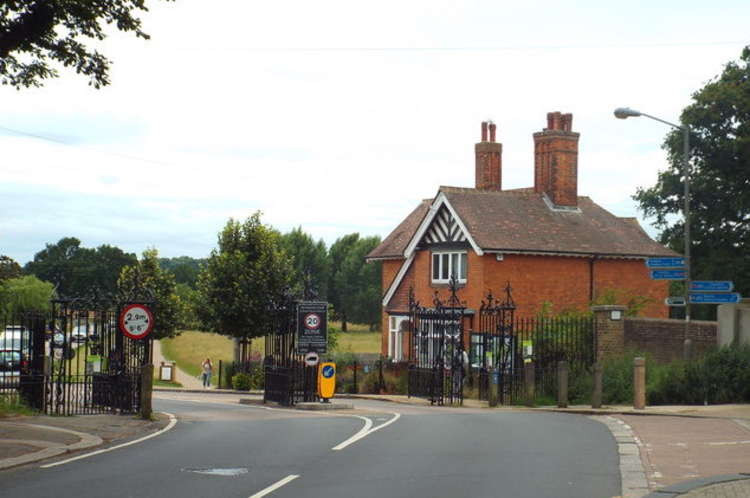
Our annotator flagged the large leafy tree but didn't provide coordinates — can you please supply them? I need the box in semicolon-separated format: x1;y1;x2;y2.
327;233;360;331
334;236;382;331
197;212;293;341
25;238;136;297
0;255;23;282
281;227;329;299
634;46;750;320
0;275;54;314
158;256;205;288
0;0;173;89
118;248;180;340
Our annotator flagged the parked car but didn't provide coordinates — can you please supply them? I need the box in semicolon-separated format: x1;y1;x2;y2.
71;325;90;343
0;349;26;387
1;326;30;351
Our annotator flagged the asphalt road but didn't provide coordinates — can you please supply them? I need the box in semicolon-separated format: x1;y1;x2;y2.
1;395;620;498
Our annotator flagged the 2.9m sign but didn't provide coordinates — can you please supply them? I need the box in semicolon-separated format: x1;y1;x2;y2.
119;304;155;340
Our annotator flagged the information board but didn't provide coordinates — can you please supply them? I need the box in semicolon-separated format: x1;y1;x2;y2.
297;301;328;354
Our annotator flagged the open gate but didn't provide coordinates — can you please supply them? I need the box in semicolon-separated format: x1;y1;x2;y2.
0;290;154;415
407;279;466;406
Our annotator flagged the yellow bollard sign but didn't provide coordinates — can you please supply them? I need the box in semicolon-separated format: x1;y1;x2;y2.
318;362;336;400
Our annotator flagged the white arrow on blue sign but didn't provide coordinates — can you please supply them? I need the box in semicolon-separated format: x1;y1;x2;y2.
689;281;734;292
650;269;687;280
689;293;741;304
646;257;686;269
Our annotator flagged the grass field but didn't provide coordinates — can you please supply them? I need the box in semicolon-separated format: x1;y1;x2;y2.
160;325;382;382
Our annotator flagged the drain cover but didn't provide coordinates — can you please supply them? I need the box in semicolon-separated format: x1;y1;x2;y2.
183;468;249;477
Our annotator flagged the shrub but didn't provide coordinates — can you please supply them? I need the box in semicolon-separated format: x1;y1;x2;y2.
232;373;253;391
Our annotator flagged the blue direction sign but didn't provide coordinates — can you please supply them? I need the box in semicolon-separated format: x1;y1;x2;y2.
650;269;687;280
646;257;685;269
690;281;734;292
689;293;741;304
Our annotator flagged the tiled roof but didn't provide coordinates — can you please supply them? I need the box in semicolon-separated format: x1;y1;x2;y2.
368;187;677;260
366;200;431;260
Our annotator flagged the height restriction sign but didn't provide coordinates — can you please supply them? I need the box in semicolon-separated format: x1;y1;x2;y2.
297;301;328;354
119;304;155;340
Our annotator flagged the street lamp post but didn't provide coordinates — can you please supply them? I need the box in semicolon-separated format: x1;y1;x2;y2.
614;107;692;359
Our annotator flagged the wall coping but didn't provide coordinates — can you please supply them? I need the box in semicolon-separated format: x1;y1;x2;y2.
624;316;717;326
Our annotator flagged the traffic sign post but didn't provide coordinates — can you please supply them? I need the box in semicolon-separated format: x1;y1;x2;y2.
304;352;320;367
646;257;685;269
690;281;734;292
689;293;741;304
650;269;687;280
297;301;328;354
119;304;154;340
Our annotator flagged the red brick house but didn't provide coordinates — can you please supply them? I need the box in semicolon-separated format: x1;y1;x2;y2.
366;112;678;360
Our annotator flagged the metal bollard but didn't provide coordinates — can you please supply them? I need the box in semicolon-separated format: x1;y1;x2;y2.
557;360;568;408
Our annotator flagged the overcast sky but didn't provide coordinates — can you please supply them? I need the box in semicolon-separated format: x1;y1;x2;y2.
2;0;749;265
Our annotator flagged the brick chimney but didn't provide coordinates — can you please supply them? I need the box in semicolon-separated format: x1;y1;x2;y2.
475;121;502;190
533;112;580;207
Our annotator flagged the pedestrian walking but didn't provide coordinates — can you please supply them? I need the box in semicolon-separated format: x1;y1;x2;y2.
201;358;213;388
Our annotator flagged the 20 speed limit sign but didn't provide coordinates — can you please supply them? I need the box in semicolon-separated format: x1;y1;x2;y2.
119;304;155;340
304;313;321;330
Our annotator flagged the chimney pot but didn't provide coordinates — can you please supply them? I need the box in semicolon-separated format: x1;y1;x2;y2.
489;122;496;142
481;121;488;142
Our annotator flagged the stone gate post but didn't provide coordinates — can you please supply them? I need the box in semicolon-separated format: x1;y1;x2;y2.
591;305;626;363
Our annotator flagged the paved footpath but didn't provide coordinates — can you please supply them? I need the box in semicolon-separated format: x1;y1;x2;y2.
153;340;204;389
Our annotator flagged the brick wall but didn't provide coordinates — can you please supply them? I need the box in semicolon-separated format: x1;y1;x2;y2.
480;254;669;320
624;317;718;363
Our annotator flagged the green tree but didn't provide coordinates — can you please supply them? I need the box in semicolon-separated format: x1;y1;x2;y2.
0;0;173;89
327;233;360;331
118;248;180;340
0;255;23;282
158;256;205;288
25;238;136;297
634;46;750;320
174;283;201;330
335;236;382;331
0;275;54;314
197;212;293;341
281;227;329;299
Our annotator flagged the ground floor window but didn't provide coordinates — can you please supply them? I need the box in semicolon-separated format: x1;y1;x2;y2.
388;315;408;361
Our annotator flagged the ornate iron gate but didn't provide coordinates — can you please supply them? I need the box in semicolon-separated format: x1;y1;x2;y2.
0;291;153;415
263;298;321;406
407;279;466;406
474;285;516;404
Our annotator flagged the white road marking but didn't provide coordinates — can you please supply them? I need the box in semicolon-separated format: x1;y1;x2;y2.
707;440;750;446
41;412;178;469
332;412;401;451
249;474;300;498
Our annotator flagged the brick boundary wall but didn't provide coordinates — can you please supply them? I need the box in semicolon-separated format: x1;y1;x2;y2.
624;317;717;363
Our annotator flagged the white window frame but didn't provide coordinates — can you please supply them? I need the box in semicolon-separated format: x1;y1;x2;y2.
388;315;408;361
431;251;468;284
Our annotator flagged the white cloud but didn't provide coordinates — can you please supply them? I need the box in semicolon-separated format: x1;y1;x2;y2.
2;0;749;263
